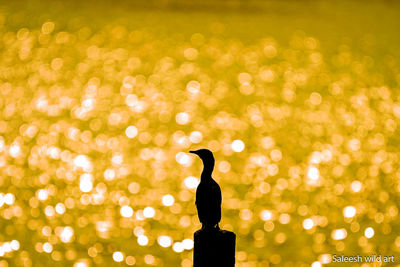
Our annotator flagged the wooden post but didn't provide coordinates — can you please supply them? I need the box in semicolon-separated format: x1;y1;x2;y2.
193;228;236;267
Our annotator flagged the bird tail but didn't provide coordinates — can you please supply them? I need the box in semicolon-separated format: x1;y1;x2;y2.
201;223;220;231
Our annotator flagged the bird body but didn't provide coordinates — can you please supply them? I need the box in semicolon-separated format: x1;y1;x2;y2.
196;177;222;228
190;149;222;229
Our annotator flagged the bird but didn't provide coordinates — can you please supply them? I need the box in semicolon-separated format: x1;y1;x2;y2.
189;149;222;230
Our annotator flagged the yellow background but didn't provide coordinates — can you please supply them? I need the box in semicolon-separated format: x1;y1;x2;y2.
0;0;400;266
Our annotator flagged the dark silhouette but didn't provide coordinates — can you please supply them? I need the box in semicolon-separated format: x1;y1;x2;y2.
190;149;236;267
189;149;222;229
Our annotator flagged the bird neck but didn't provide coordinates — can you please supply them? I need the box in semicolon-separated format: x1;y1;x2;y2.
200;160;214;181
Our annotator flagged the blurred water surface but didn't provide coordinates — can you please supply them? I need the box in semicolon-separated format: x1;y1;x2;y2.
0;0;400;266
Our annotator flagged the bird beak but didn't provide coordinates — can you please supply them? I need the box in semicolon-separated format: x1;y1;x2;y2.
189;150;199;155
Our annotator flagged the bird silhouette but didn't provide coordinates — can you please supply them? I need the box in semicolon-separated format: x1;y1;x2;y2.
190;149;222;230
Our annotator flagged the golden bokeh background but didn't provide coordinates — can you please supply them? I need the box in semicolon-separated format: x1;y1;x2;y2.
1;0;400;266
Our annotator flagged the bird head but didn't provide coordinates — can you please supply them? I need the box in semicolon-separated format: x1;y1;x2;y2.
189;149;215;167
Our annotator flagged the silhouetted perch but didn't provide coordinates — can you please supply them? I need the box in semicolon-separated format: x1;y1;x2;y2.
193;228;236;267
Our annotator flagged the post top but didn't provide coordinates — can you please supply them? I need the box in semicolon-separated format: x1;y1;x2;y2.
194;228;236;238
